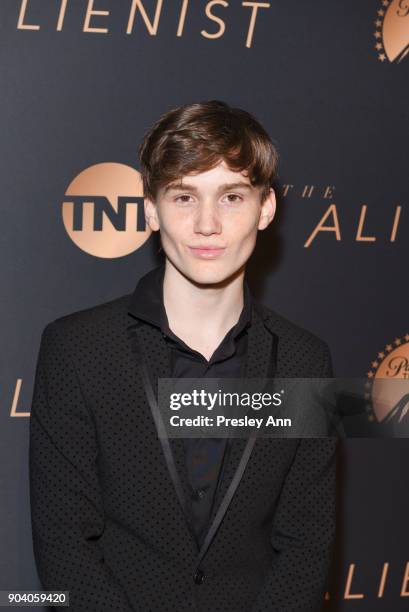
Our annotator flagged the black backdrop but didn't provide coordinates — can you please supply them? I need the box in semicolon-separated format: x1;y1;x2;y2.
1;1;408;609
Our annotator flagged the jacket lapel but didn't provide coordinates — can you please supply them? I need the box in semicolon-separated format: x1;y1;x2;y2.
198;303;277;562
127;300;278;561
126;318;198;544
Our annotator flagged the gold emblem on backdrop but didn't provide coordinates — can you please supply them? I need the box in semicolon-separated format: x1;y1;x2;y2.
374;0;409;62
62;162;151;258
365;333;409;424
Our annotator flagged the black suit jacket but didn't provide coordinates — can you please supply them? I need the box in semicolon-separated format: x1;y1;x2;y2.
29;286;338;612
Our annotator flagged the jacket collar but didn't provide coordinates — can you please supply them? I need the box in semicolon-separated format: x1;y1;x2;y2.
128;263;165;329
128;262;254;351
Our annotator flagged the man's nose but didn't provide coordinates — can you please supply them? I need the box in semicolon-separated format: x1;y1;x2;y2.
193;201;222;234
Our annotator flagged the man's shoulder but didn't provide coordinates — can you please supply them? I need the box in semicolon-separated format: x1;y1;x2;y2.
42;292;132;339
255;301;327;344
254;300;332;374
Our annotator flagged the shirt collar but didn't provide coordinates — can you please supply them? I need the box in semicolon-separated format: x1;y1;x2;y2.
128;262;253;339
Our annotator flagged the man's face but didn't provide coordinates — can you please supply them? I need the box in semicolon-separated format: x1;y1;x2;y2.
144;159;276;285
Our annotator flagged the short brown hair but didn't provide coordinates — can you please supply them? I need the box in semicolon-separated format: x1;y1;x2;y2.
138;100;279;203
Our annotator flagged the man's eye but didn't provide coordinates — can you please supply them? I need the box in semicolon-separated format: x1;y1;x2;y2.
175;194;193;203
174;193;243;204
224;193;243;203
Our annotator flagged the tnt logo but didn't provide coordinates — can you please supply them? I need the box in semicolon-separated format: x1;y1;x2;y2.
62;162;151;258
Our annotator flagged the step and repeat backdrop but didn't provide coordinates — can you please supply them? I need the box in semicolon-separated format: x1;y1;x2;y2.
1;1;408;610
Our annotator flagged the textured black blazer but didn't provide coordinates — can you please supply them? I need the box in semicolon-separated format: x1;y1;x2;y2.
29;286;338;612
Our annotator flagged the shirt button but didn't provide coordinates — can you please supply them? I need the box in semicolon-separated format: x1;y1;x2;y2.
193;569;206;584
193;488;206;500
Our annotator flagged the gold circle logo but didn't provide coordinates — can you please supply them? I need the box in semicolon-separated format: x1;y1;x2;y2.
373;0;409;63
366;334;409;423
62;162;151;258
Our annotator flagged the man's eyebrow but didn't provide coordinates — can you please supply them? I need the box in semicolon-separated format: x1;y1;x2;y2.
164;181;253;194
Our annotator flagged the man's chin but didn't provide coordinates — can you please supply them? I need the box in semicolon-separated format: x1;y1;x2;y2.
183;263;238;288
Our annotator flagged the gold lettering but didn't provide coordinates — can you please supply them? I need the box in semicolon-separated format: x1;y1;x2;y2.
10;379;30;417
17;0;40;31
302;185;314;198
177;0;189;37
127;0;163;35
344;563;364;599
377;562;389;598
282;184;294;197
398;0;409;18
56;0;68;31
242;2;270;48
304;204;340;247
401;561;409;597
201;1;228;40
323;185;335;199
390;205;401;242
83;0;110;34
356;205;376;242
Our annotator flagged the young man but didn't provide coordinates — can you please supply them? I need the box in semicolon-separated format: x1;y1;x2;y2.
29;100;338;612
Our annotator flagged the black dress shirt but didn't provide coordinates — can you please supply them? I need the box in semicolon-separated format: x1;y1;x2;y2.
132;263;253;548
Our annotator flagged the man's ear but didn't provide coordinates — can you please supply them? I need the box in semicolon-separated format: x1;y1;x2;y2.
258;188;276;230
144;197;160;231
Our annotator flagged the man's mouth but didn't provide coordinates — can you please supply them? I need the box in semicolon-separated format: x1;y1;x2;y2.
187;246;226;259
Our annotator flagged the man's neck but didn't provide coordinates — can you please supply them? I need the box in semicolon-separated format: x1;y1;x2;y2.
162;258;245;360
